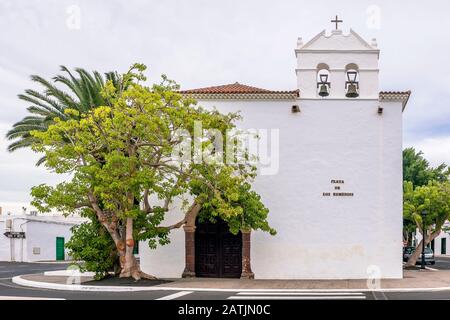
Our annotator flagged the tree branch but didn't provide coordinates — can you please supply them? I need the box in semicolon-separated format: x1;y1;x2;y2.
157;200;202;231
143;189;152;213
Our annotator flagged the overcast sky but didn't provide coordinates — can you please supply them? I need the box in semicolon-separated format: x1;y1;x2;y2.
1;0;449;214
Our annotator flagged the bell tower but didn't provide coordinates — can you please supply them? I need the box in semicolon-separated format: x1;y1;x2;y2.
295;18;380;99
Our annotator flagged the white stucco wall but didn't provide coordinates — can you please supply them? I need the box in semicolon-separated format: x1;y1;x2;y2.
140;199;187;278
434;231;450;256
0;215;83;262
0;220;12;261
141;97;404;279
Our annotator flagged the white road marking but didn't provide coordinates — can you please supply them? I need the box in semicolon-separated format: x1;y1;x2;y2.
371;290;388;300
229;291;366;300
425;266;438;271
237;292;364;296
227;291;366;300
0;296;65;300
156;291;193;300
228;295;366;300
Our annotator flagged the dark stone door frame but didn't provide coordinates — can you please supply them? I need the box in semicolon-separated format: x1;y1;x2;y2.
182;225;196;278
182;222;254;279
240;230;254;279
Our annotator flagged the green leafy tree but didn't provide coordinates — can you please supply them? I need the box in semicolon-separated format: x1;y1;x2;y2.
403;181;450;266
403;148;448;187
197;182;275;235
402;148;449;245
29;64;275;280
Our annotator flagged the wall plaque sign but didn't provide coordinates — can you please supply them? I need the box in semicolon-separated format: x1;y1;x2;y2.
323;179;354;197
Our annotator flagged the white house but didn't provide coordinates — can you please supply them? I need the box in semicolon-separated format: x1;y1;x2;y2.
434;226;449;256
0;212;86;262
414;222;450;256
140;23;411;279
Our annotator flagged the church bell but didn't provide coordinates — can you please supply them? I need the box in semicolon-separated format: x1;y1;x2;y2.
345;71;359;98
317;74;330;97
318;84;329;97
345;83;359;98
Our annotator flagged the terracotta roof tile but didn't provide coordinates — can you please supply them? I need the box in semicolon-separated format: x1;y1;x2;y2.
379;90;411;96
379;91;411;110
179;82;298;95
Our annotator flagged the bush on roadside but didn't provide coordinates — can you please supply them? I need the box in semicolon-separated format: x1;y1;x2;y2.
66;220;117;280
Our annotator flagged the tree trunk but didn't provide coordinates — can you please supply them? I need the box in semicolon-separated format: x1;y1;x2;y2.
405;238;425;267
88;192;156;280
405;229;440;267
120;253;141;279
117;217;157;280
403;231;409;246
98;213;156;280
119;217;139;279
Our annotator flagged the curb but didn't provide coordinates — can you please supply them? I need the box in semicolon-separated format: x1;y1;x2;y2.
12;276;159;292
29;261;75;264
43;270;114;277
11;275;450;293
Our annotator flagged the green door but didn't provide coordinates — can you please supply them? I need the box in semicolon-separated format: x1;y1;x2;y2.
133;242;139;255
56;237;65;261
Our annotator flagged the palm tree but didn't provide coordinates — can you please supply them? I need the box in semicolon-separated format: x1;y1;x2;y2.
6;66;120;165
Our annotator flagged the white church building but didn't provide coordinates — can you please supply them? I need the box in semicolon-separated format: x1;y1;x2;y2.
141;23;411;279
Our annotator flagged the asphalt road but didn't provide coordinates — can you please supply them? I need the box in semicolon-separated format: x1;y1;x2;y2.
1;260;450;300
434;256;450;270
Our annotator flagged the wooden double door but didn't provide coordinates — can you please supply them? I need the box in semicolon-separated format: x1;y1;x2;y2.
195;218;242;278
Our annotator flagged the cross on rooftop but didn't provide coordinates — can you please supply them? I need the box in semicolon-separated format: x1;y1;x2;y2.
331;15;343;30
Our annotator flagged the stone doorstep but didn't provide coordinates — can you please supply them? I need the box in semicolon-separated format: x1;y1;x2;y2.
17;269;450;290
